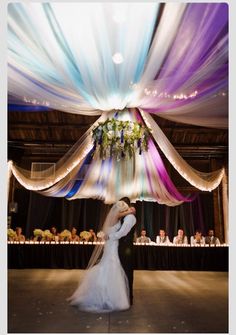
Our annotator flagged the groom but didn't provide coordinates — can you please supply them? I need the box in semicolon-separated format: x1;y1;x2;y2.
109;197;136;305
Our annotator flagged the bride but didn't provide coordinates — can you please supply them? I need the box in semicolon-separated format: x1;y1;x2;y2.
68;200;135;312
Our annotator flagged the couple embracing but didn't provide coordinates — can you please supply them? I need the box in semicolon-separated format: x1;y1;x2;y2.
68;197;136;312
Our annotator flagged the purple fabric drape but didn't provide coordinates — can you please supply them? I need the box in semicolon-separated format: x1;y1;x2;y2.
134;109;195;203
140;3;228;116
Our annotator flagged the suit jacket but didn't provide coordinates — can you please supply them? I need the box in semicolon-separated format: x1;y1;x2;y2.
205;236;220;245
136;236;151;243
156;235;171;245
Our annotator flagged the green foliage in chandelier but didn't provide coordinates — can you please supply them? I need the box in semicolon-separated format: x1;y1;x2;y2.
92;118;151;161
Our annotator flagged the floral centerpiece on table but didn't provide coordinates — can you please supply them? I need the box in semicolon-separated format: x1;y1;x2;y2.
43;229;53;241
80;230;92;241
33;229;44;241
92;118;150;161
59;229;72;241
7;228;16;240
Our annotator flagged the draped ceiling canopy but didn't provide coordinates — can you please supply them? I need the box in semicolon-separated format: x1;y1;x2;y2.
8;2;228;205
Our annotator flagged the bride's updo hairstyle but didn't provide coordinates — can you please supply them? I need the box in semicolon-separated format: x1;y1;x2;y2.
119;197;131;207
116;200;129;213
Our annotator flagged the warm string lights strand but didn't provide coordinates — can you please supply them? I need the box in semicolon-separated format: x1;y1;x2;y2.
7;3;227;204
9;113;109;191
139;109;225;192
9;108;225;205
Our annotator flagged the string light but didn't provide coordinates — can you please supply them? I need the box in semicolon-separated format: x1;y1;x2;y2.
9;114;109;192
143;89;226;100
8;160;13;199
10;109;225;195
139;109;225;192
213;91;227;97
23;97;50;106
143;89;198;100
11;142;93;191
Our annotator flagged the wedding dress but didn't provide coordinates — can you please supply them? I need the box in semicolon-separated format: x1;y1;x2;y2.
68;222;130;313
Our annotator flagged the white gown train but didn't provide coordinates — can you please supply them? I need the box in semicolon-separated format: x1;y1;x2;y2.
68;222;130;312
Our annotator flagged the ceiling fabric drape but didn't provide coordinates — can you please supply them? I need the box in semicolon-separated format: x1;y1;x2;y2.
8;3;228;204
8;3;227;128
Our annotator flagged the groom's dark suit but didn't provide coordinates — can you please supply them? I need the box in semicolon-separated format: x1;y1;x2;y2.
118;218;136;305
109;213;136;305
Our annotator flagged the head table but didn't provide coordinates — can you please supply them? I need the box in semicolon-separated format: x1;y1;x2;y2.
8;241;228;271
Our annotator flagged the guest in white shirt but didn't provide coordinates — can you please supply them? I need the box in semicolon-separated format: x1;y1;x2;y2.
173;229;188;245
205;229;220;245
156;229;171;245
136;229;151;243
190;230;205;246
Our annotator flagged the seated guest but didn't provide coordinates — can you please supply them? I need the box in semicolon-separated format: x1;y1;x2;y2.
190;230;205;246
173;229;188;245
14;227;25;242
88;229;97;242
136;229;151;243
50;226;59;241
156;229;171;245
205;229;220;245
69;227;80;242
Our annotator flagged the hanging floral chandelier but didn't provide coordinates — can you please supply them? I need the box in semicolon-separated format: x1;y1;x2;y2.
92;118;150;160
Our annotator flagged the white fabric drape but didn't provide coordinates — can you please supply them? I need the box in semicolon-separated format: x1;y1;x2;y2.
222;172;228;243
130;3;187;104
8;2;158;113
10;109;225;205
8;161;13;201
139;109;225;191
8;3;227;129
8;3;227;206
10;113;108;190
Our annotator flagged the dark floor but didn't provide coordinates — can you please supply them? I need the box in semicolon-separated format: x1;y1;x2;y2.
8;269;228;333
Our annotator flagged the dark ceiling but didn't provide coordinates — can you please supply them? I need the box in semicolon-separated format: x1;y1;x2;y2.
8;108;228;167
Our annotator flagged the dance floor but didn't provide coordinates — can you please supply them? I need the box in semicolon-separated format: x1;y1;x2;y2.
8;269;228;333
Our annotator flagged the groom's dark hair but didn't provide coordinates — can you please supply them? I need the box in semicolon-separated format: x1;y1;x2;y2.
119;197;131;207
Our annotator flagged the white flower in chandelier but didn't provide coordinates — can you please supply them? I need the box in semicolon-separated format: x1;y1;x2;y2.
126;130;133;137
112;52;124;64
128;123;135;131
107;122;113;131
107;130;115;139
115;130;121;138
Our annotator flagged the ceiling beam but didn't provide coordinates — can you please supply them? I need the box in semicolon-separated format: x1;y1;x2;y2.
8;121;227;132
8;123;91;129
